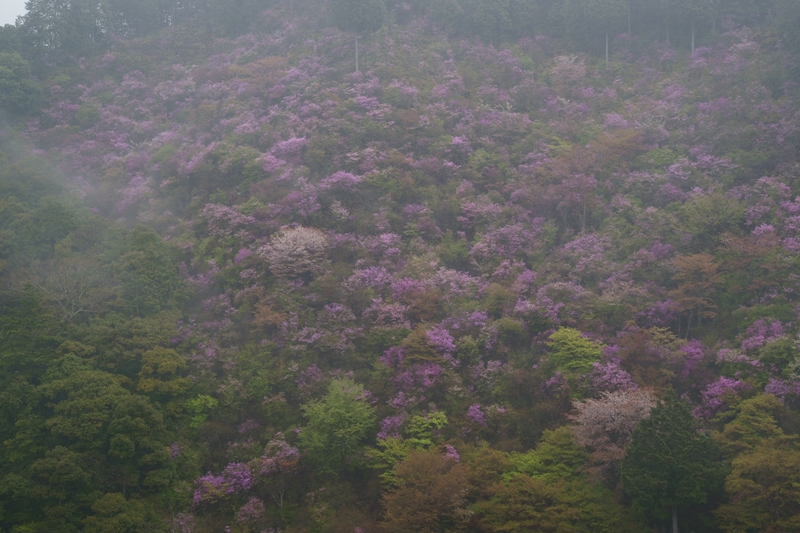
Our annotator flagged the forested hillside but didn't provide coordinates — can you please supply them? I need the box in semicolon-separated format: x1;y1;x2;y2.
2;1;800;532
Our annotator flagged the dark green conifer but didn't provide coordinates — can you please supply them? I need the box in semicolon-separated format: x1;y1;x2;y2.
621;391;724;533
330;0;385;71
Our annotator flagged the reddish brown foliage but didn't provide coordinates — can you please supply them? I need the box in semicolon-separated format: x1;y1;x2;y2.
380;449;470;533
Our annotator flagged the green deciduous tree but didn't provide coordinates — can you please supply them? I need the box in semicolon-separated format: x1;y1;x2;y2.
712;394;800;532
25;445;97;531
714;394;786;456
0;24;23;55
0;52;40;114
715;443;800;533
137;346;190;397
82;493;153;533
40;355;173;489
406;411;448;448
369;412;448;485
679;192;744;252
487;427;641;533
621;391;724;533
0;354;172;531
116;225;183;317
185;394;218;428
669;254;722;335
0;286;59;384
40;360;131;451
22;195;80;255
547;327;603;379
511;427;588;483
299;378;376;474
478;474;582;533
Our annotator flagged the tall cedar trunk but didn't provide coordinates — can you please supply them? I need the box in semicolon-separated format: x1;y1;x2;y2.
582;201;587;230
685;310;692;338
627;0;631;35
355;35;359;72
605;32;609;70
672;504;678;533
278;488;285;527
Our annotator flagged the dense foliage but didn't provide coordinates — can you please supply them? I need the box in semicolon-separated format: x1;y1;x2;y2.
2;0;800;531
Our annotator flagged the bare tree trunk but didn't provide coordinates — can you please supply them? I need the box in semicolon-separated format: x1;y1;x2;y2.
355;35;359;72
672;504;679;533
691;18;695;53
605;32;609;69
666;16;670;44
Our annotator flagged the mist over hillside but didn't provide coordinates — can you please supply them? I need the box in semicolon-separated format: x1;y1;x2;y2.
2;1;800;532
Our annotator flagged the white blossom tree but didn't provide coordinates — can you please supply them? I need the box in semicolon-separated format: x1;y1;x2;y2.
569;389;657;483
259;226;329;279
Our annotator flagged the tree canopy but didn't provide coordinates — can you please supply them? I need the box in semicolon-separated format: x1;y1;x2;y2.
1;1;800;531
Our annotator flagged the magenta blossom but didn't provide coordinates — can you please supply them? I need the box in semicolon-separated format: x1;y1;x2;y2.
466;404;487;426
443;444;460;462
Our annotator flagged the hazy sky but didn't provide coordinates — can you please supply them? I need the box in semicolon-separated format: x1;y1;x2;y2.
1;0;27;26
